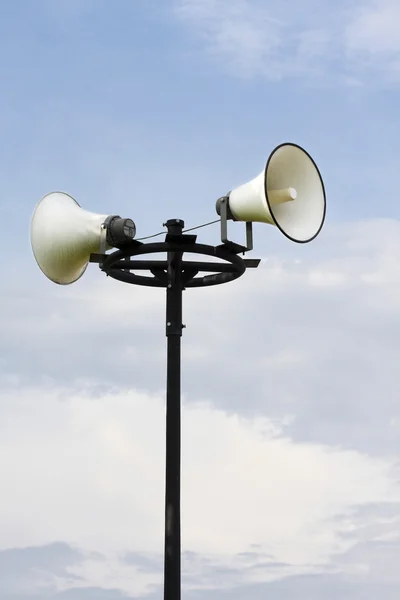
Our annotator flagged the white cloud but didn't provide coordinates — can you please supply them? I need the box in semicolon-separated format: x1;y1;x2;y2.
175;0;334;79
175;0;400;82
0;383;399;596
346;0;400;56
3;218;400;595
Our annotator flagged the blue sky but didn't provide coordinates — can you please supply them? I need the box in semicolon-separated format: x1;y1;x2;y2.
2;0;400;240
1;0;400;598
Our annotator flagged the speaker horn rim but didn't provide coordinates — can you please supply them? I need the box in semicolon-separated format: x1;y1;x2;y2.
31;191;89;286
264;142;327;244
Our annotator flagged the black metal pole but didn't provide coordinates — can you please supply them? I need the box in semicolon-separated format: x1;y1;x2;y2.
164;219;184;600
93;216;258;600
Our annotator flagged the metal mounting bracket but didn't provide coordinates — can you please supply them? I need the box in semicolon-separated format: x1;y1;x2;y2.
218;196;253;254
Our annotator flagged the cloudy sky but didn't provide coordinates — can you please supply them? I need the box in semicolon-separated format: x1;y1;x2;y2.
1;0;400;598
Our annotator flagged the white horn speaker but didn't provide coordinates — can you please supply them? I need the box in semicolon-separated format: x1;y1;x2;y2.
31;191;136;285
220;143;326;243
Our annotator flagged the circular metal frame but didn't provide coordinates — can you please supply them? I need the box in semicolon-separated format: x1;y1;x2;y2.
101;240;247;288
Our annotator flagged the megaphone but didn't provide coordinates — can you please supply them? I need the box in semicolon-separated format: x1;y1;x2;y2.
31;191;136;285
216;143;326;243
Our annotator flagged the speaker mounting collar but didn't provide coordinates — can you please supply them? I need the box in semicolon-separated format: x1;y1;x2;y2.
90;226;260;289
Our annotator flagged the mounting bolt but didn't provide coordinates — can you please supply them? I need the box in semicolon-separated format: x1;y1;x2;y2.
167;322;171;327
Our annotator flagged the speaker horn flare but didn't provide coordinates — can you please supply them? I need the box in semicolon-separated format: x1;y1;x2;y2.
220;143;326;243
30;191;136;285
